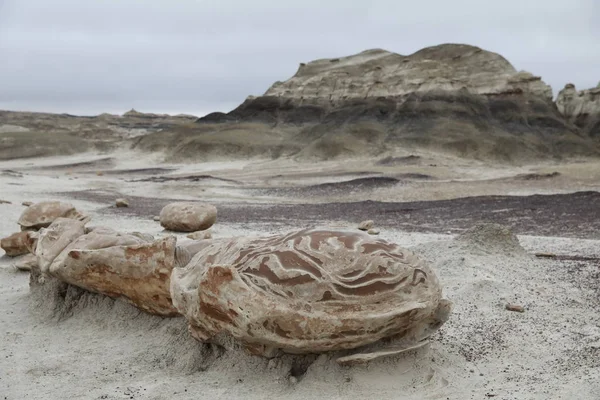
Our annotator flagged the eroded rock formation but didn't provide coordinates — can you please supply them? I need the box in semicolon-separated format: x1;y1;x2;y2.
51;233;179;316
0;109;197;160
1;231;31;256
18;201;86;231
556;83;600;137
264;46;552;102
30;218;180;316
157;44;595;162
3;43;599;163
171;228;451;360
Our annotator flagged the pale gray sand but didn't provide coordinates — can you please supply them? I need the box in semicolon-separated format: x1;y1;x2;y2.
1;153;599;399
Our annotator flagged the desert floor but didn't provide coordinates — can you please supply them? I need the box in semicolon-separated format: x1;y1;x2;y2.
1;150;599;399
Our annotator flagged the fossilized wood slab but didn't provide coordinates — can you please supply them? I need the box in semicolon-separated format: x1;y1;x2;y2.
171;228;451;356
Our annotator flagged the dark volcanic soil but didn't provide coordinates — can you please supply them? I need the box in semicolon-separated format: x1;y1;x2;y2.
59;190;600;239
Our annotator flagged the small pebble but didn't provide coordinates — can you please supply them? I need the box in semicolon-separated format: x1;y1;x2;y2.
187;230;212;240
115;198;129;208
367;228;380;235
505;303;525;313
289;376;298;384
153;216;160;221
0;199;11;204
358;220;374;231
22;201;33;207
534;252;556;258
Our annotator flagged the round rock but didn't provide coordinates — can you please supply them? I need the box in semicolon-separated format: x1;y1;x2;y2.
115;198;129;208
18;201;84;231
159;202;217;232
358;220;374;231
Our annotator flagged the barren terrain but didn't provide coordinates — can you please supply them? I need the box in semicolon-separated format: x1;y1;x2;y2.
1;149;599;399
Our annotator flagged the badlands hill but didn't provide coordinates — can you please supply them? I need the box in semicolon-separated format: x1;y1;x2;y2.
556;82;600;138
2;43;600;162
135;43;600;162
0;109;196;160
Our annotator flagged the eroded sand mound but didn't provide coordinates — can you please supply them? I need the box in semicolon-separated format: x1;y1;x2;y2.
453;223;527;256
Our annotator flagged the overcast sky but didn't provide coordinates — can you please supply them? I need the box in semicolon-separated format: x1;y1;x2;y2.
0;0;598;116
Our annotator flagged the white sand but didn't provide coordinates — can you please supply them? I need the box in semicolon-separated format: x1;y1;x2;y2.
1;154;599;399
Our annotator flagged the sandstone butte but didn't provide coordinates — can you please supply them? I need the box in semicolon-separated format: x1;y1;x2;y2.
1;43;599;162
556;82;600;137
190;43;599;161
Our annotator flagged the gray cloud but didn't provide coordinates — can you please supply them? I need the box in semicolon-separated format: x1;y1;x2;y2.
0;0;597;116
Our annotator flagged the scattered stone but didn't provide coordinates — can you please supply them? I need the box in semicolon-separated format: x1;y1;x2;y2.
515;172;560;181
14;253;37;271
1;231;32;256
267;358;279;369
534;252;556;258
505;304;525;313
18;201;86;231
0;199;11;204
289;376;298;384
153;216;160;222
186;230;212;240
159;202;217;232
115;198;129;208
358;220;374;231
96;171;104;176
367;228;380;235
22;201;33;207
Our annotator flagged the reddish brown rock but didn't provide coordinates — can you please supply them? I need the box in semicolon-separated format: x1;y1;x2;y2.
32;219;180;317
506;303;525;313
1;231;31;256
171;228;451;361
49;233;179;316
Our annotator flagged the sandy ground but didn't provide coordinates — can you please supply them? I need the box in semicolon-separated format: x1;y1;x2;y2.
1;150;600;399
